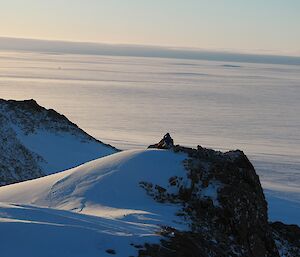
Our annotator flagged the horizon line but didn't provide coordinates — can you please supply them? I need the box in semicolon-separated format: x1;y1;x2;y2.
1;36;300;66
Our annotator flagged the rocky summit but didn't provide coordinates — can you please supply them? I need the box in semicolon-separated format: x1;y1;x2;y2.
148;132;174;149
141;134;300;257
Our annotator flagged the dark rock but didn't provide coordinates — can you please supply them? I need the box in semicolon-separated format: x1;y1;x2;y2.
0;114;43;185
105;249;116;255
140;136;284;257
271;221;300;257
148;133;174;149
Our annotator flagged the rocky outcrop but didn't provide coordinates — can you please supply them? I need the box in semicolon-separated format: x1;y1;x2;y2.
139;134;299;257
0;113;43;185
148;133;174;149
271;222;300;257
0;99;117;185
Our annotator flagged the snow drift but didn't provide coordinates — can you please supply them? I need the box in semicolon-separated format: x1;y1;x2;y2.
0;149;188;222
0;149;189;257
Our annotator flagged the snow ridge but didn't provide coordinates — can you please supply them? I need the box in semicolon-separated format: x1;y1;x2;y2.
0;99;117;185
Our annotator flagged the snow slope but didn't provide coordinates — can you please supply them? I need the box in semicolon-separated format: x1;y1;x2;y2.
0;203;158;257
15;129;117;175
0;149;188;257
0;99;117;185
0;144;298;256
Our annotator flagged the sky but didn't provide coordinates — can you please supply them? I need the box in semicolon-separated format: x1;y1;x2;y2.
1;0;300;56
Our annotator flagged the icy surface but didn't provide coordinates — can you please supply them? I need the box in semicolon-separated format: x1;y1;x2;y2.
0;51;299;224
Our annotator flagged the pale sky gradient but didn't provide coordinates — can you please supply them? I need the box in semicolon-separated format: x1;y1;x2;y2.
1;0;300;55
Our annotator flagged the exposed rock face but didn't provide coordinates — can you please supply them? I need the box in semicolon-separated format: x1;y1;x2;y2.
139;134;300;257
271;222;300;257
0;99;117;185
0;113;43;185
148;133;174;149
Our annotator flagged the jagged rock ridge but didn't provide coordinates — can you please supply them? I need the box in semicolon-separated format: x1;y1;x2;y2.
0;99;117;185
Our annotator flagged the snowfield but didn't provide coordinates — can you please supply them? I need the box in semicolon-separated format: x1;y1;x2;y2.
15;128;117;175
0;149;189;257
